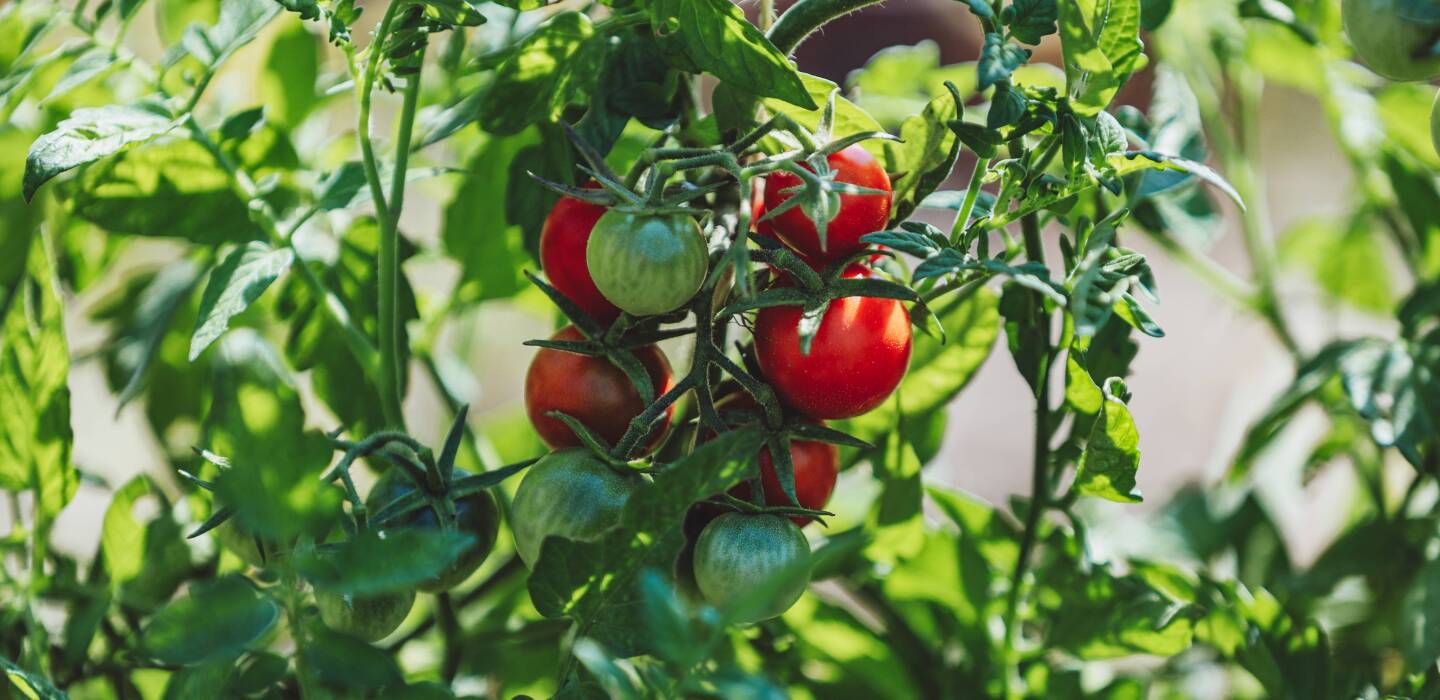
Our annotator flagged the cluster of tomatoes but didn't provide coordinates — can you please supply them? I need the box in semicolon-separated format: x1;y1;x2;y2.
513;144;911;621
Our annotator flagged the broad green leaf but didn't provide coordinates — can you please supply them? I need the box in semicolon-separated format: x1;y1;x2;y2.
1065;351;1103;414
443;133;533;302
301;626;405;691
1377;82;1440;171
23;104;178;201
143;576;280;665
1401;558;1440;672
650;0;813;109
885;87;961;224
758;73;888;166
42;45;117;105
181;0;281;68
1110;151;1243;209
528;427;764;657
101;476;193;610
1058;0;1147;116
978;33;1031;90
97;260;203;415
1229;340;1363;479
208;330;342;540
295;529;475;596
259;19;320;128
63;139;261;244
0;229;76;526
476;12;596;135
1073;377;1142;503
864;435;925;565
190;242;295;361
0;656;65;700
157;0;219;44
1279;216;1392;313
1045;566;1195;658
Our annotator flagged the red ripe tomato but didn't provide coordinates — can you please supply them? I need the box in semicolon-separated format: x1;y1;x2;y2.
763;145;892;264
524;326;675;453
540;188;621;323
754;265;911;419
712;394;837;526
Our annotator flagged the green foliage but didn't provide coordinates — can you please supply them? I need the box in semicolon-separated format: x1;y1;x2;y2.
2;0;1438;697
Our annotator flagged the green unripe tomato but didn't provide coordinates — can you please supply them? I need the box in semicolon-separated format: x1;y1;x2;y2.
1343;0;1440;81
509;449;644;568
315;589;415;642
366;468;501;592
585;210;708;316
692;513;812;624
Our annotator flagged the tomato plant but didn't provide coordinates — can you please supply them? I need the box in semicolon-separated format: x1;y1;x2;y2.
2;0;1438;697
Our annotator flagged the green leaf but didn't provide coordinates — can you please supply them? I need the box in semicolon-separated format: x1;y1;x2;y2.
295;529;474;596
886;87;962;224
1401;558;1440;672
42;45;119;105
102;476;193;610
476;12;596;135
0;656;65;700
1045;566;1195;659
143;576;280;665
1057;0;1147;116
444;133;534;302
62;139;261;244
0;229;76;526
752;73;888;165
1111;151;1243;210
1229;340;1363;480
1279;216;1392;313
259;19;319;128
190;242;294;361
1065;351;1103;414
978;33;1030;90
1073;377;1143;503
1009;0;1059;44
208;330;342;540
181;0;281;68
527;427;765;656
650;0;813;109
23;104;179;201
301;626;405;691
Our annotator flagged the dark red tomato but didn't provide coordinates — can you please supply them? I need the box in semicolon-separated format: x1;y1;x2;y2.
540;187;621;324
763;145;891;264
524;326;675;453
754;265;911;420
712;393;837;526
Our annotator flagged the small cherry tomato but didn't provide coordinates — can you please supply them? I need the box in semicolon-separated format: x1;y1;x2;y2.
754;265;911;419
586;210;709;316
524;326;676;453
763;145;892;264
315;589;415;642
365;468;501;592
509;448;645;568
692;513;812;623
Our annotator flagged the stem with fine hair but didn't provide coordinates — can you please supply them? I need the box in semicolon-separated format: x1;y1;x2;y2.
766;0;885;56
